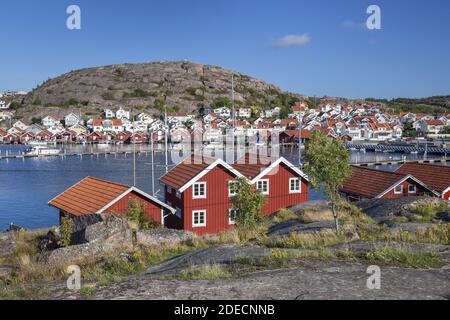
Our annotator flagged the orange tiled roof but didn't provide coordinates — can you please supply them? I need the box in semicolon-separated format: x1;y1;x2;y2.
340;166;409;198
48;176;130;216
160;155;213;190
395;163;450;193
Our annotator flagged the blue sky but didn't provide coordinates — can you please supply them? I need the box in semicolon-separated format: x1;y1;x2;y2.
1;0;449;99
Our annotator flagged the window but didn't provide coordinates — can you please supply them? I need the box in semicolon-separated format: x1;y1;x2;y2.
408;185;417;194
193;182;206;199
289;178;301;194
228;208;238;225
176;207;182;218
257;179;269;195
394;185;403;194
228;181;239;197
192;210;206;227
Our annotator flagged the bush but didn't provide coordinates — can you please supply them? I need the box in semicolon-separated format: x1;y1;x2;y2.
126;200;159;230
231;177;266;228
58;217;74;248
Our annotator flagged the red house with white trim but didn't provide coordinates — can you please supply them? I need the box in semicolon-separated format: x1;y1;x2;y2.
340;166;438;202
49;176;175;225
160;154;308;235
395;163;450;201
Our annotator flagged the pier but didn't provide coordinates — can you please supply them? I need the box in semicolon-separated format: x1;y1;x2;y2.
352;157;450;167
347;143;450;155
0;150;157;160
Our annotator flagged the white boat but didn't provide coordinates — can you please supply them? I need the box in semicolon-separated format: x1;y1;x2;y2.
25;146;61;156
26;140;48;147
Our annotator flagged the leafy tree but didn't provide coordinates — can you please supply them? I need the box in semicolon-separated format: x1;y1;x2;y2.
304;131;351;234
231;177;266;227
443;126;450;134
403;121;418;137
30;117;42;125
212;97;232;108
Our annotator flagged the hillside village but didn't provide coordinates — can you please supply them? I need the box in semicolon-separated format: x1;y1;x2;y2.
1;91;450;145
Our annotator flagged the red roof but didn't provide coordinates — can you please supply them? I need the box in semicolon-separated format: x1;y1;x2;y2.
395;163;450;194
425;120;444;126
340;166;411;198
232;154;272;179
160;155;213;190
49;176;131;216
92;119;123;126
283;130;312;139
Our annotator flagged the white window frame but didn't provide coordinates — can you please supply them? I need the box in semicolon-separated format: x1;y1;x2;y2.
394;185;403;194
192;210;206;227
289;178;301;194
192;182;207;199
228;208;238;225
228;180;239;197
408;185;417;194
257;179;270;195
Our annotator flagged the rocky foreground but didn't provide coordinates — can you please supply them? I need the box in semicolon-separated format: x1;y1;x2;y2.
1;197;449;300
60;261;449;300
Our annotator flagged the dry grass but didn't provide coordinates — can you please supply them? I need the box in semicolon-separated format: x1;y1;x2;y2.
271;209;299;223
178;264;232;280
299;208;334;223
260;231;344;250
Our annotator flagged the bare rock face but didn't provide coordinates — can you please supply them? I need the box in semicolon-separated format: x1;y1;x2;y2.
136;228;195;247
18;61;301;119
39;215;133;266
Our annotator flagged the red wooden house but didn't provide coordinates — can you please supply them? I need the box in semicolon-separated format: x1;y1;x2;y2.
130;132;148;144
49;176;175;224
395;163;450;201
160;154;308;235
114;132;131;144
232;154;309;216
20;132;35;144
340;166;437;202
0;128;7;143
87;131;107;143
4;133;19;144
36;130;53;142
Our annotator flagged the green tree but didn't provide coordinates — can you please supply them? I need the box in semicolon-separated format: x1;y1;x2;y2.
231;177;266;227
403;121;418;137
443;126;450;134
304;131;351;234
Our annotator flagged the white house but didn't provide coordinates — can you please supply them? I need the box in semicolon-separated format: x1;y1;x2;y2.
65;113;82;127
13;120;29;131
136;112;154;124
92;119;124;134
0;100;8;109
104;109;115;119
238;108;251;118
116;107;131;120
42;116;60;128
214;107;231;118
166;112;192;125
418;120;445;135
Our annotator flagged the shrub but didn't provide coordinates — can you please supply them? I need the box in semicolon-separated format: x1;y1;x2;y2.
231;177;266;228
58;217;74;248
126;200;159;230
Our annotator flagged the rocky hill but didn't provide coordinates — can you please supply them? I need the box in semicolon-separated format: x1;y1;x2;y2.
17;61;302;120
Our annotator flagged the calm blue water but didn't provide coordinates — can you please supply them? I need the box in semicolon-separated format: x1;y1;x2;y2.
0;144;443;230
